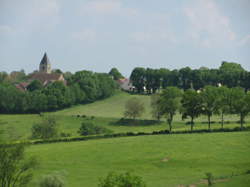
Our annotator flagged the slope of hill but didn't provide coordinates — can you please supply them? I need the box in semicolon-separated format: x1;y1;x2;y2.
54;91;152;119
27;132;250;187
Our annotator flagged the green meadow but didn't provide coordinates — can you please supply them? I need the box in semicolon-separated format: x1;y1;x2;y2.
26;132;250;187
0;91;249;141
1;91;250;186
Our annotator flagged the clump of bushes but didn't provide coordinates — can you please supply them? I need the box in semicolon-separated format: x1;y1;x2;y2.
39;172;65;187
78;122;112;136
31;116;58;139
98;172;146;187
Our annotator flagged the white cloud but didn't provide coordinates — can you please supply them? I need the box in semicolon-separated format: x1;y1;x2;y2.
72;29;96;42
184;0;236;47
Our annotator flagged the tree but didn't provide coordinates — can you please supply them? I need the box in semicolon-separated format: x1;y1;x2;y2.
158;87;182;132
200;86;219;130
181;89;203;131
31;116;58;139
109;68;124;80
150;94;163;121
231;87;250;129
0;144;37;187
98;172;146;187
130;68;146;93
27;80;43;92
217;86;231;128
124;98;145;120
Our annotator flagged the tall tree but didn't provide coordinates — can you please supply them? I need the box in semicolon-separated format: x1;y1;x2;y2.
158;87;182;132
181;89;203;131
231;87;250;129
130;67;146;93
201;86;220;130
217;86;231;128
109;68;124;80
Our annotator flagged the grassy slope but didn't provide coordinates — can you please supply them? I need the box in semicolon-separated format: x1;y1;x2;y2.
27;132;250;187
0;91;249;140
53;91;152;119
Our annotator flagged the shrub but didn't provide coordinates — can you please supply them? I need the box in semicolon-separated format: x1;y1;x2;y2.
98;172;146;187
31;116;58;139
78;122;111;136
39;172;65;187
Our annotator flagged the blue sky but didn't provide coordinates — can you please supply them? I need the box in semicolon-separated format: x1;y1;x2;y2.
0;0;250;77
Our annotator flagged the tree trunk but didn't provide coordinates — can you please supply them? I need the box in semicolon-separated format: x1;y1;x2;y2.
221;112;224;129
191;117;194;132
208;115;211;130
240;114;244;130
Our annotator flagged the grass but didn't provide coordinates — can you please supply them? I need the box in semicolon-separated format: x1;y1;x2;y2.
0;91;249;141
26;131;250;187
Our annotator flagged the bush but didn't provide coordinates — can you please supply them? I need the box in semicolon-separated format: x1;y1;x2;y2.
78;122;112;136
39;172;65;187
98;172;146;187
31;116;58;139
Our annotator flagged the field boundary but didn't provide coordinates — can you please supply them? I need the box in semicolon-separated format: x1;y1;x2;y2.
10;126;250;145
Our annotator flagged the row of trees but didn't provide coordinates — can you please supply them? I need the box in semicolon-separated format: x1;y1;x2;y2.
152;86;250;132
130;62;250;94
0;71;117;113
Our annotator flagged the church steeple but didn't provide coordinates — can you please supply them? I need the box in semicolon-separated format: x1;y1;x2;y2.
39;52;51;73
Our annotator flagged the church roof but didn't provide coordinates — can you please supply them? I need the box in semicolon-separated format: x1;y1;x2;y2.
30;73;63;85
40;52;51;65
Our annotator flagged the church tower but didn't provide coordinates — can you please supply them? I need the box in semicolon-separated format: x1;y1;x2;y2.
39;52;52;73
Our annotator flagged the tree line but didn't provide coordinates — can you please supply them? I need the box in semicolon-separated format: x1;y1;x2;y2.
124;86;250;131
0;70;116;113
130;62;250;94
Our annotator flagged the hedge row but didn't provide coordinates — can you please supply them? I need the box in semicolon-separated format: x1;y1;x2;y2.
25;126;250;145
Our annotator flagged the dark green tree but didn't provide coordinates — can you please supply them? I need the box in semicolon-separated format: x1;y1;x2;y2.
109;68;124;80
158;87;182;132
130;67;146;93
231;87;250;129
181;89;203;131
200;86;220;130
27;80;43;92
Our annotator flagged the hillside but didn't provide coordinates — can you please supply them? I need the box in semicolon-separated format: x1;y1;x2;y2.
53;91;152;119
27;132;250;187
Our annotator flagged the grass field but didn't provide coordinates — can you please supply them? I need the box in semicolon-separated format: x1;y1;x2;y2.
26;132;250;187
0;91;250;141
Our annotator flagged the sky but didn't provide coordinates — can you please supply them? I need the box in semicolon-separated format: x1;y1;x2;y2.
0;0;250;77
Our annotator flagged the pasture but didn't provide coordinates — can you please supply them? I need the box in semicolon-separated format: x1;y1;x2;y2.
26;132;250;187
0;91;249;141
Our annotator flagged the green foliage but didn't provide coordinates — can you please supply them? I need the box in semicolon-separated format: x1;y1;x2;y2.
150;94;163;121
39;172;65;187
27;80;43;92
124;98;145;120
201;86;220;129
78;122;111;136
109;68;124;80
31;116;58;139
130;67;146;93
158;87;182;131
98;172;146;187
0;144;37;187
181;89;203;131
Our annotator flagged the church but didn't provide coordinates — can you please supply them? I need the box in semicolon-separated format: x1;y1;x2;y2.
15;53;65;91
29;53;65;86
